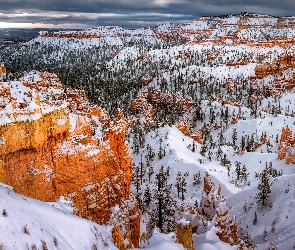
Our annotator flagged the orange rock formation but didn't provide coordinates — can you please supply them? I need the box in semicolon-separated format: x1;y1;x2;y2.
200;173;240;245
178;173;242;247
131;88;192;120
278;127;295;164
176;219;194;250
40;31;100;39
0;73;140;248
0;64;6;79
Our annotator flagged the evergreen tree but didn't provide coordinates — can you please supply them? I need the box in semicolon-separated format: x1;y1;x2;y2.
232;128;237;146
193;171;201;186
256;168;271;206
241;164;248;183
180;177;187;201
143;186;152;212
139;155;145;185
158;137;164;159
235;161;241;180
154;166;177;233
146;144;155;162
132;166;141;195
192;140;196;152
147;162;154;183
221;153;230;166
241;136;246;151
200;144;207;157
176;172;182;198
253;211;258;225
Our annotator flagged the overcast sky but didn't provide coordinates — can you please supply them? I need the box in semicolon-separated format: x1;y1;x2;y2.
0;0;295;29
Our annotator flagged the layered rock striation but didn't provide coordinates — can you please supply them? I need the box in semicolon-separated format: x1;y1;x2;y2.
0;71;140;248
0;63;6;80
178;173;243;247
278;127;295;164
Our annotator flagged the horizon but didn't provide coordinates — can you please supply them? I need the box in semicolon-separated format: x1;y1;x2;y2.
1;13;295;31
0;0;295;29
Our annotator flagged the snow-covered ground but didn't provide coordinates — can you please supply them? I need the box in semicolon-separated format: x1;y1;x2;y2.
2;13;295;249
0;183;117;250
228;175;295;250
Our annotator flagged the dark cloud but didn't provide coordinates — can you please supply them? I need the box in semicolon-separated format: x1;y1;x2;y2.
0;0;294;28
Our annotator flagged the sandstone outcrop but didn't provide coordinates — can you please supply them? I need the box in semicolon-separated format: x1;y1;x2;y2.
0;64;6;80
200;173;241;246
176;219;194;250
132;88;193;115
251;54;295;97
112;225;127;250
178;172;242;247
278;127;295;164
0;71;140;248
39;31;100;39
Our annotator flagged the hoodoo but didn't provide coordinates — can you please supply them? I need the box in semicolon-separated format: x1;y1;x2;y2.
0;71;140;248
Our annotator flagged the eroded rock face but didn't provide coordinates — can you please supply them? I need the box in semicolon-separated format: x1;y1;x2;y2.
251;54;295;99
131;88;192;116
176;219;194;250
0;71;140;248
0;64;6;80
178;173;242;247
200;173;240;246
278;127;295;164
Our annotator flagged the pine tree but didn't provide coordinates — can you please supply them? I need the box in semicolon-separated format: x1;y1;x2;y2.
221;153;230;166
139;155;145;185
147;162;154;183
146;144;155;162
241;165;248;183
180;177;187;201
143;186;152;212
200;144;207;157
256;168;271;206
132;166;141;195
154;166;177;233
192;140;196;152
241;136;246;151
235;162;241;180
193;171;201;186
232;128;237;146
176;172;182;198
216;147;223;160
158;137;164;159
253;211;258;225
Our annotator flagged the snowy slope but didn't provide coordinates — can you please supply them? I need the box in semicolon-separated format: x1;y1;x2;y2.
228;175;295;250
0;183;118;250
0;182;190;250
131;125;240;207
2;13;295;249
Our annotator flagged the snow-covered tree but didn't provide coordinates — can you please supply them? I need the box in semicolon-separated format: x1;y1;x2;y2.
154;166;177;233
256;168;271;206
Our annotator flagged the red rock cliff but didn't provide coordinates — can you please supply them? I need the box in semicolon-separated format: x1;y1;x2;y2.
278;127;295;164
0;72;140;248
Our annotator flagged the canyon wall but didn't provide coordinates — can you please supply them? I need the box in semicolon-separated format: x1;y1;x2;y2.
0;71;140;248
0;64;6;80
278;127;295;164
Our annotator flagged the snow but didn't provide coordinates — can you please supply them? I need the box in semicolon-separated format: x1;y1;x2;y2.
131;125;239;207
0;71;68;126
193;227;235;250
0;183;118;250
2;14;295;249
178;218;190;227
58;116;68;126
138;228;184;250
228;175;295;249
